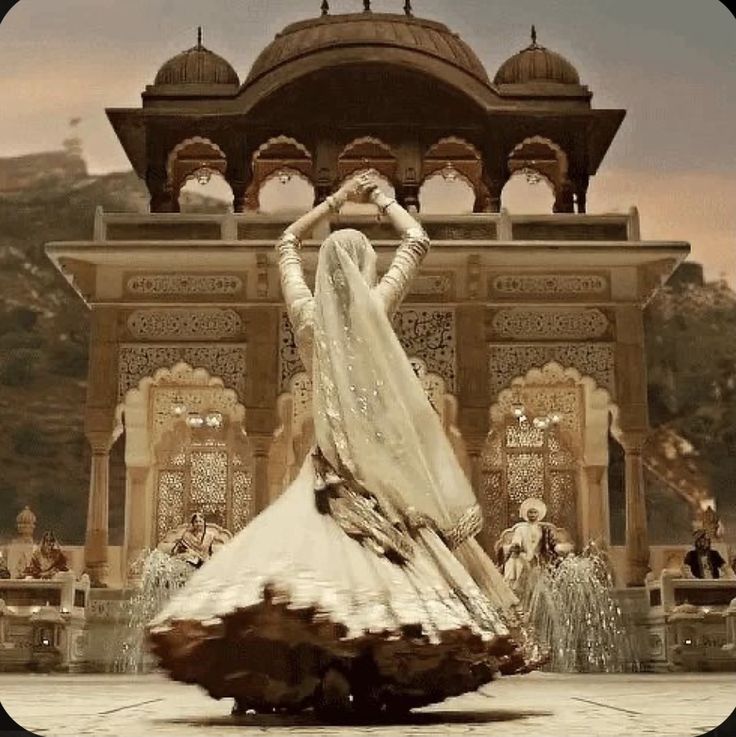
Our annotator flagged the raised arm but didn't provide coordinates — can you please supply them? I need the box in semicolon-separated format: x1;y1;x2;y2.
361;181;430;316
277;179;357;331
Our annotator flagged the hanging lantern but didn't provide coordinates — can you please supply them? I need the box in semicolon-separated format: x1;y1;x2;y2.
523;166;542;185
195;166;213;186
205;412;223;429
277;170;292;185
441;162;458;182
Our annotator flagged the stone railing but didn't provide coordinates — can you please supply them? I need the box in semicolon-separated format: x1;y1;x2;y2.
644;572;736;672
93;206;640;244
0;574;90;672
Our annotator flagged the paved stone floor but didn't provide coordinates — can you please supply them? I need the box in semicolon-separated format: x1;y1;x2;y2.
0;672;734;737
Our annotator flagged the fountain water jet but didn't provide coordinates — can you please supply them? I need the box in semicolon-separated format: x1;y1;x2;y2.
110;550;193;673
524;546;641;673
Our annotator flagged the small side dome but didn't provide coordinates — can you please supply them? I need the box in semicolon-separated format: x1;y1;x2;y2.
494;26;580;85
16;505;36;527
154;28;239;86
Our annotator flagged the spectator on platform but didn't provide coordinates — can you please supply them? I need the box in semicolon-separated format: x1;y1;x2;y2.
683;530;727;579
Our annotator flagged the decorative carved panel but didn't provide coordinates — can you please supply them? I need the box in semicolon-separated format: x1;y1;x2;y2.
290;372;313;428
156;447;254;542
156;471;185;542
481;421;579;547
126;309;242;340
279;311;304;391
489;273;609;301
118;344;246;399
279;307;457;392
491;308;609;341
488;343;615;399
190;450;228;522
125;274;243;296
407;272;454;298
393;308;456;392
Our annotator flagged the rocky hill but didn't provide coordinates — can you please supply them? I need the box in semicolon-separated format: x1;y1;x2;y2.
0;150;226;544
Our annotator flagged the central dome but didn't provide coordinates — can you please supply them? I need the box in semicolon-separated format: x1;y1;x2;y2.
246;13;490;87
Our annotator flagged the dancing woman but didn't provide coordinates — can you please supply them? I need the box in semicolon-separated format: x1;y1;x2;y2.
149;174;533;716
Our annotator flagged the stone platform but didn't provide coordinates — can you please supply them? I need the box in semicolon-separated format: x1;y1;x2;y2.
1;672;734;737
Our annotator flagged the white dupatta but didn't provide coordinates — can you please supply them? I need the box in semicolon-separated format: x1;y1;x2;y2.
311;229;481;543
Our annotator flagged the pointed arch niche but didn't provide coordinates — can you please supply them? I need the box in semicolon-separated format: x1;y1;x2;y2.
117;362;254;578
479;362;618;554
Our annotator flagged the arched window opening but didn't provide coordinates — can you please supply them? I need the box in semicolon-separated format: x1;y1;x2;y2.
179;171;233;213
257;169;315;214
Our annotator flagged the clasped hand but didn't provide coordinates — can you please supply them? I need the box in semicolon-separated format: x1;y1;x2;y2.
336;172;381;204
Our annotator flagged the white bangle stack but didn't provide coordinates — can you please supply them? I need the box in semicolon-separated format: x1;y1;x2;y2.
325;194;342;213
277;231;302;251
369;188;397;215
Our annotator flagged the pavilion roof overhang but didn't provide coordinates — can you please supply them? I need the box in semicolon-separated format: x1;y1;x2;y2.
107;104;625;180
46;238;688;309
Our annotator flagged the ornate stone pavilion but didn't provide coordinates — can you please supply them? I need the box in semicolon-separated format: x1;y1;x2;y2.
46;6;689;598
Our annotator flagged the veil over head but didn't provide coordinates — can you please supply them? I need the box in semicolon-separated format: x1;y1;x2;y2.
312;228;480;537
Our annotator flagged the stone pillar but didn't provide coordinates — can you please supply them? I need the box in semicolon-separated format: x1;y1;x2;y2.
231;180;248;213
396;141;422;212
223;138;251;214
573;174;589;214
463;436;486;501
397;168;420;212
250;435;272;514
313;141;340;205
583;465;608;545
455;305;491;503
553;178;575;213
245;306;280;512
83;307;119;587
476;177;505;213
615;305;651;585
620;432;650;586
123;466;151;580
145;162;178;213
84;432;112;587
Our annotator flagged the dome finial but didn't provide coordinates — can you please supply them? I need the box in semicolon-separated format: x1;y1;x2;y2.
321;0;329;15
530;24;538;47
404;0;413;16
197;26;203;49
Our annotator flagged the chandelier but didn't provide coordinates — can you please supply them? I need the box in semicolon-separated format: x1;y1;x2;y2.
171;403;223;429
511;403;561;430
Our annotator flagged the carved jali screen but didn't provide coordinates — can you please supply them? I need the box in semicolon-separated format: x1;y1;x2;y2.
155;438;253;542
480;419;578;550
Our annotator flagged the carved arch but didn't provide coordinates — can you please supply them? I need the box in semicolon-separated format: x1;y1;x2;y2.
338;136;397;183
481;361;619;552
506;135;571;211
249;136;314;211
422;136;482;188
118;362;254;549
166;137;228;200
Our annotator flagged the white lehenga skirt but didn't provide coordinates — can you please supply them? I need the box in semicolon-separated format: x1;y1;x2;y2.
148;457;534;711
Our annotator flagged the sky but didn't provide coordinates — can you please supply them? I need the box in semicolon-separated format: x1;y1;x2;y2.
1;0;735;280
